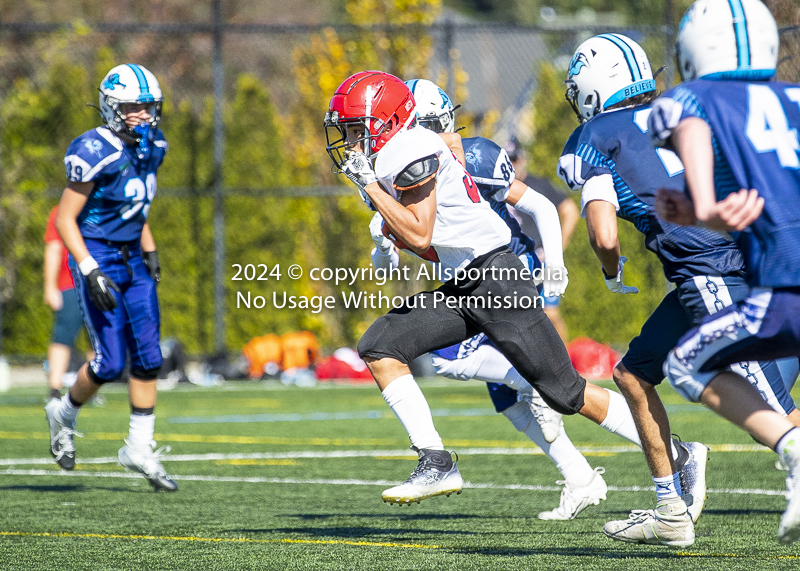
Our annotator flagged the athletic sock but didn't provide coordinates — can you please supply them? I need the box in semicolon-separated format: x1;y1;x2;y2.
381;374;444;451
599;388;642;447
127;413;156;451
49;388;61;401
653;473;683;500
777;427;800;466
503;401;595;487
56;392;82;426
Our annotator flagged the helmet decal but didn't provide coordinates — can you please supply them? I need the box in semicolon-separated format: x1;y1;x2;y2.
126;63;155;103
597;34;643;82
728;0;751;67
102;74;125;91
568;53;589;78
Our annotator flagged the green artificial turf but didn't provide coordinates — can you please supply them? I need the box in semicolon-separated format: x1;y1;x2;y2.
0;380;797;570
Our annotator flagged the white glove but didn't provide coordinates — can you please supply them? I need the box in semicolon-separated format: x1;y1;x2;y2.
342;152;378;191
543;264;569;297
603;256;639;294
369;212;393;254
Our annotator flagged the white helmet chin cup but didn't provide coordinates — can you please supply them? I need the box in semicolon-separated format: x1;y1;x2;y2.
404;78;455;133
676;0;778;81
566;33;655;123
98;63;163;138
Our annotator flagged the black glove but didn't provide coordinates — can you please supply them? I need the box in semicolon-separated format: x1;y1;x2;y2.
142;250;161;283
86;268;121;312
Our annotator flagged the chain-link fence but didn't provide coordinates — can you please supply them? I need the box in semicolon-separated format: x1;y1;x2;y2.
778;25;800;82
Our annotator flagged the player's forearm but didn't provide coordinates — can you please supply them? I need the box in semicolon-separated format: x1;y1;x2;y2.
365;182;435;253
558;199;580;251
671;118;717;223
585;201;620;275
440;133;465;165
44;241;63;290
56;210;91;264
140;222;156;252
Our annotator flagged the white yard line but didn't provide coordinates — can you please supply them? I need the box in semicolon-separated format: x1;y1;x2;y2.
0;467;787;497
0;443;771;466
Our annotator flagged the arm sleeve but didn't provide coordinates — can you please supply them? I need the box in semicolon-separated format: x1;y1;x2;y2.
580;174;619;217
511;186;564;268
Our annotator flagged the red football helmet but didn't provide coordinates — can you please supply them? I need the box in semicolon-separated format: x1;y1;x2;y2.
324;71;416;171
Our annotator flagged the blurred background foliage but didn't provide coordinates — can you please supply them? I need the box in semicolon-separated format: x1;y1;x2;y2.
0;0;798;357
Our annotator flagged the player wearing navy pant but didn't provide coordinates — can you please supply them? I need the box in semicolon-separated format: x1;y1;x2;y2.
45;63;177;492
558;32;798;547
647;0;800;543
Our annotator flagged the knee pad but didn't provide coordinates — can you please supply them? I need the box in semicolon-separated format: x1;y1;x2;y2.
88;366;119;386
664;350;716;403
131;368;160;381
502;400;534;433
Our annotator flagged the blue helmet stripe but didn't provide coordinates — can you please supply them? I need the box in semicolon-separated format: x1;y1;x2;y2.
126;64;154;103
726;0;750;67
598;34;641;82
405;79;419;95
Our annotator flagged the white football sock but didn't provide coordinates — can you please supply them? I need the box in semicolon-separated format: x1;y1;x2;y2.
56;393;81;426
777;427;800;466
503;401;595;487
128;413;156;450
599;388;642;447
381;374;443;451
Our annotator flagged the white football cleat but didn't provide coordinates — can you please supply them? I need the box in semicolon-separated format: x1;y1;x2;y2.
45;398;82;471
674;439;709;523
779;437;800;544
381;447;462;505
118;439;179;492
538;467;607;520
603;495;695;547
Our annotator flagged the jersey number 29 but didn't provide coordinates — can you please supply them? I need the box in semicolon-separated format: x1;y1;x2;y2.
122;174;157;220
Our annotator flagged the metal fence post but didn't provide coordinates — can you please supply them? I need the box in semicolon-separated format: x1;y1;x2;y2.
212;0;226;353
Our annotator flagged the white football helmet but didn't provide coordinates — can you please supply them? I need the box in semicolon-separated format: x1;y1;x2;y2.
565;34;655;123
405;79;455;133
98;64;163;145
676;0;778;81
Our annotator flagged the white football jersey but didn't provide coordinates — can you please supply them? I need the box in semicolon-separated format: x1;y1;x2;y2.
373;127;511;274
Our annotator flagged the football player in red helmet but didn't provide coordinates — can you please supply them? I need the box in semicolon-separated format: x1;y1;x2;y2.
327;71;626;511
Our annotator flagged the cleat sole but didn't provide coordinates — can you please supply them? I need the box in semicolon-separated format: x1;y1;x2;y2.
382;487;463;505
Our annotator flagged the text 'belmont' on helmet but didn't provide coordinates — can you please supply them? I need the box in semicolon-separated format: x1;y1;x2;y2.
565;34;655;123
405;79;456;134
98;64;163;155
324;71;416;172
676;0;778;81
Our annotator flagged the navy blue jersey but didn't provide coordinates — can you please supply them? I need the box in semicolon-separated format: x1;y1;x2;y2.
651;80;800;288
558;105;744;283
462;137;537;257
64;127;168;242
